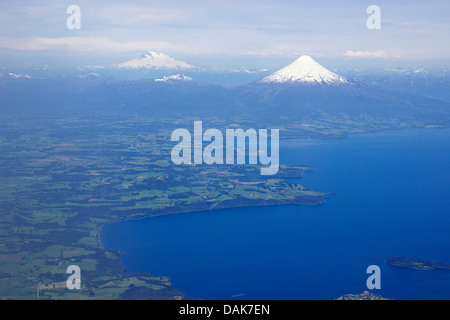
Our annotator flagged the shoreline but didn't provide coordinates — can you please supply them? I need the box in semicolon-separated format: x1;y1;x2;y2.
95;195;333;299
96;191;333;251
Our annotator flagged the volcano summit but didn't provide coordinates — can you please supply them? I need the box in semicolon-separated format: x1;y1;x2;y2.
261;55;348;85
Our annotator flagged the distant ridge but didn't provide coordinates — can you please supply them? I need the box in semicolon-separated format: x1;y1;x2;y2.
261;55;348;85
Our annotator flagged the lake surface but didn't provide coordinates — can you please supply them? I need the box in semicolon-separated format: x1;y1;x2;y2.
101;128;450;300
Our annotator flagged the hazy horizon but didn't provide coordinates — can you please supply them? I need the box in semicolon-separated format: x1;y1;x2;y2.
1;1;450;70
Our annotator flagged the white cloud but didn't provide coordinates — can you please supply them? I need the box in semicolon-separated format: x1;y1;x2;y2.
0;36;175;53
343;50;387;58
0;2;449;62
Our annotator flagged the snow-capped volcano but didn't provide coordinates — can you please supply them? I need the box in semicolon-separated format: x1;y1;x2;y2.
261;55;347;85
114;51;194;70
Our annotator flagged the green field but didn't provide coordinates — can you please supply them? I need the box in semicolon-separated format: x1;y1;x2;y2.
0;115;331;300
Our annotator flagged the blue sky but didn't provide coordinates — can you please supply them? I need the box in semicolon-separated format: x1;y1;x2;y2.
1;0;449;68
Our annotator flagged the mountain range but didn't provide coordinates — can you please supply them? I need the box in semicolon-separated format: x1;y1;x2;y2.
1;54;449;138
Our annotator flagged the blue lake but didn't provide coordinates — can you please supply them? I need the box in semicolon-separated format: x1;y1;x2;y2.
101;127;450;300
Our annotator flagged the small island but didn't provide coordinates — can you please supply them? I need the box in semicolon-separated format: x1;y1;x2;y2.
334;291;391;300
386;257;450;271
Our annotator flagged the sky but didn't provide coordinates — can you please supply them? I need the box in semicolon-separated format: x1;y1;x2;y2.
0;0;449;69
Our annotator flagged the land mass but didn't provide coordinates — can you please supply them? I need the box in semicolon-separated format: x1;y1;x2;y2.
0;115;331;300
334;291;392;300
386;257;450;271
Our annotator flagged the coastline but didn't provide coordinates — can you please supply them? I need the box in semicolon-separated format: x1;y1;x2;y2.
95;192;333;300
96;191;333;253
95;126;450;299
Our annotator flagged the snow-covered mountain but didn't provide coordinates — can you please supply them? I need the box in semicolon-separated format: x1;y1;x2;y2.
114;51;194;70
155;74;193;82
2;62;449;135
261;55;347;85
